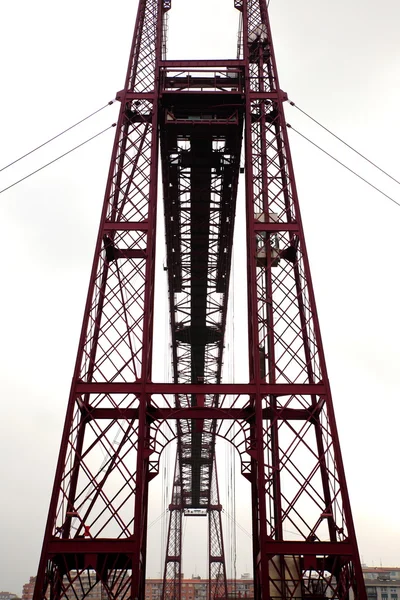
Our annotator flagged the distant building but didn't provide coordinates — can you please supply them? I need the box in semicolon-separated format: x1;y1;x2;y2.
21;575;104;600
22;573;254;600
21;567;400;600
145;576;254;600
0;592;18;600
363;567;400;600
22;577;36;600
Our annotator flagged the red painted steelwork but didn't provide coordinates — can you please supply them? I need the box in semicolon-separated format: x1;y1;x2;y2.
33;0;165;598
162;455;183;600
239;1;366;598
208;460;228;600
32;0;367;599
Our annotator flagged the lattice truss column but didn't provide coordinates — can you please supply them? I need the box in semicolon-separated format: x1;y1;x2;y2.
208;459;228;600
162;455;183;600
32;1;170;600
161;455;228;600
239;0;366;599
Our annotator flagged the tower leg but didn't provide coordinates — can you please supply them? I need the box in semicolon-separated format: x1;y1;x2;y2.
208;458;228;600
162;455;182;600
32;1;165;598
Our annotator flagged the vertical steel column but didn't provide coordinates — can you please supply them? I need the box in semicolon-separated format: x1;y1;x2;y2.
240;0;367;598
242;0;269;595
208;459;228;600
162;455;183;600
32;1;165;599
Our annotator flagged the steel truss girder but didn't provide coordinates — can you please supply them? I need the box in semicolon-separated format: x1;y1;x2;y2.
159;52;244;600
159;64;244;588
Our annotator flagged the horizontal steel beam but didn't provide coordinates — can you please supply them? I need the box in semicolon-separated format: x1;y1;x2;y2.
160;59;245;67
248;90;288;101
104;221;148;231
263;540;354;556
48;538;136;554
75;382;325;396
252;222;299;232
87;406;322;422
115;90;155;101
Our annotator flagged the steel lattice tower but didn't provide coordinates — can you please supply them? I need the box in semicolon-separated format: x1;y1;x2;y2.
33;1;367;599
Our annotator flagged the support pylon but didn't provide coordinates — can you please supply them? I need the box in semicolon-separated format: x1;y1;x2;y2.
162;456;228;600
162;456;183;600
208;460;228;600
33;1;166;598
32;0;368;599
238;1;366;597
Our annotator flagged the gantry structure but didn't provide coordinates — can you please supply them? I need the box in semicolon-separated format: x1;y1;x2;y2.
33;1;367;599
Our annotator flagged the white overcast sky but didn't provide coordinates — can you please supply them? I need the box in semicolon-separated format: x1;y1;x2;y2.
1;0;400;594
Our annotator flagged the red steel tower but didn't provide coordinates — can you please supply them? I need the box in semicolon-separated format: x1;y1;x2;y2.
33;1;367;600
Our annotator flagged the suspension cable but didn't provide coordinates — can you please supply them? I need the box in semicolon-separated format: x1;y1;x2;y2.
288;100;400;186
223;508;303;540
286;124;400;208
148;509;169;530
0;124;116;195
0;100;115;174
223;508;252;539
